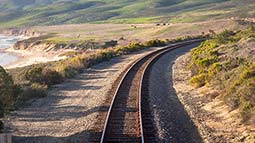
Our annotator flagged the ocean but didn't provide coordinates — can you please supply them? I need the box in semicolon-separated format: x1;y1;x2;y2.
0;34;20;67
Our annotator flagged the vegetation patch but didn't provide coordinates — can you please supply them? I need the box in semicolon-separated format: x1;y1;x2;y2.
189;25;255;123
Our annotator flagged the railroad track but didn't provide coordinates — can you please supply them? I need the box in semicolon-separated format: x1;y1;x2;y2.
99;39;205;143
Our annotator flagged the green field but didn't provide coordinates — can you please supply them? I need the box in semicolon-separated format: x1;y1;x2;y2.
0;0;254;27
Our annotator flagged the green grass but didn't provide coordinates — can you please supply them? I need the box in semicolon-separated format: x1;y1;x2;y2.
98;16;161;24
0;0;254;27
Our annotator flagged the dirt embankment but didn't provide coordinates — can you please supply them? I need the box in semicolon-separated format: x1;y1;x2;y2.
12;35;74;53
172;53;255;143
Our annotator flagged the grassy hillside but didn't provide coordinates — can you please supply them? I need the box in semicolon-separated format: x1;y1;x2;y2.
0;0;254;27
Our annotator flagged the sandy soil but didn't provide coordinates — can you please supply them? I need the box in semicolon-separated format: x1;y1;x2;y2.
5;46;161;143
4;48;66;69
172;53;255;143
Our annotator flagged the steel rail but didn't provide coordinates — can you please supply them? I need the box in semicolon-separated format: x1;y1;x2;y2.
100;39;205;143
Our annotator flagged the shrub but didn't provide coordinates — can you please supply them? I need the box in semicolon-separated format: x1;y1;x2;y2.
214;30;236;44
42;68;63;86
25;66;44;83
62;66;79;78
239;97;255;121
189;74;207;88
187;27;255;122
224;93;239;110
126;43;144;52
144;39;166;47
223;58;246;71
241;64;255;80
100;49;115;61
197;57;217;67
241;70;255;79
0;66;16;112
208;63;223;77
23;83;48;99
209;50;219;56
67;56;85;71
104;40;118;48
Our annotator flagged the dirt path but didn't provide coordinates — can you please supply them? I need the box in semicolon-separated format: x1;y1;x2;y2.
5;47;160;143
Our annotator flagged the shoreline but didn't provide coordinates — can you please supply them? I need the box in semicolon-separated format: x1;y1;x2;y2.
0;31;65;69
0;33;31;68
3;47;66;69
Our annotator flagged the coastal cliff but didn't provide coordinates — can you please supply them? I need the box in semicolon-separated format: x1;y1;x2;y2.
13;40;69;52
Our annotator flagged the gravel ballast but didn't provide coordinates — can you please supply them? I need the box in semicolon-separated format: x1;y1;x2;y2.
148;43;203;143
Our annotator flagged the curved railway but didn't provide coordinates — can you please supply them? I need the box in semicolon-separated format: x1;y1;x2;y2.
99;39;205;143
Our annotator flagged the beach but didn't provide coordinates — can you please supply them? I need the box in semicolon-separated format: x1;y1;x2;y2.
4;48;66;69
0;34;65;69
0;34;21;67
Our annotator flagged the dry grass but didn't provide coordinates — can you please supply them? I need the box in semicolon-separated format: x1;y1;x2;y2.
30;19;247;46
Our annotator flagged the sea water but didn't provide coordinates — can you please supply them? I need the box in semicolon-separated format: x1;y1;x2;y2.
0;34;20;67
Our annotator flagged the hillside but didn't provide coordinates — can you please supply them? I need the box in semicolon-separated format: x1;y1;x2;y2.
189;27;255;123
170;27;255;142
0;0;255;27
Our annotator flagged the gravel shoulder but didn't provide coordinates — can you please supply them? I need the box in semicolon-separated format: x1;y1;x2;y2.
172;53;255;143
148;43;203;143
5;47;161;143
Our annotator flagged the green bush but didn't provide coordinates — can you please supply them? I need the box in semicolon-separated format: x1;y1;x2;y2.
25;66;44;83
197;57;218;67
25;66;64;86
104;40;118;48
241;66;255;79
125;43;144;52
214;30;236;44
23;83;48;99
0;66;16;112
144;39;166;47
223;58;246;71
189;74;207;88
240;103;254;121
100;49;115;61
209;50;219;56
62;66;79;78
42;68;63;86
224;93;239;110
189;27;255;123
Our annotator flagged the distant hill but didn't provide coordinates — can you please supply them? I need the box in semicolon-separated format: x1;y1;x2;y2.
0;0;254;27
